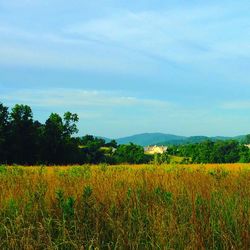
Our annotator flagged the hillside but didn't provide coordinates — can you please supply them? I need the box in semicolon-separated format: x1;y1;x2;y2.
99;133;247;146
116;133;186;146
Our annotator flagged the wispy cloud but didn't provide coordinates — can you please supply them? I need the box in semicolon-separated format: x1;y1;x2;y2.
0;88;176;137
0;87;198;136
0;24;157;74
1;3;250;74
65;6;250;64
0;88;173;109
1;88;249;137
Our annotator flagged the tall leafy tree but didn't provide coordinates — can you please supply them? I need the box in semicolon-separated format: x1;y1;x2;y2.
0;103;10;163
63;112;79;137
9;104;37;164
62;112;79;163
42;113;64;164
42;112;79;164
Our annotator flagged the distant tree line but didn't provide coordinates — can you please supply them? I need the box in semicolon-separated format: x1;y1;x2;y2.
0;103;149;165
168;140;250;163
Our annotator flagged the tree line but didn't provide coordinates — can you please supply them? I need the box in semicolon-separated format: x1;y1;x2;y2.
1;102;250;165
0;103;149;165
168;139;250;164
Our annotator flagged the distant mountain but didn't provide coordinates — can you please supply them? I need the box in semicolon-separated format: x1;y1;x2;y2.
98;133;247;146
116;133;186;146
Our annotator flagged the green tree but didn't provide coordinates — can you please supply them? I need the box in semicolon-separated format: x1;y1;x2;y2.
105;139;118;148
153;153;170;165
239;144;250;163
0;103;9;163
42;112;79;164
114;143;150;164
78;135;106;164
63;112;79;137
42;113;64;164
62;112;79;163
9;104;37;164
213;140;240;163
244;134;250;144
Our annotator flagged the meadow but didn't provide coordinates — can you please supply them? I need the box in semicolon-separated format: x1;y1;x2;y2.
0;164;249;249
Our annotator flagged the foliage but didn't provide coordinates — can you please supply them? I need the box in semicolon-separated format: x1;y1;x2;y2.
1;102;250;165
113;143;150;164
244;134;250;144
168;140;250;163
152;153;170;165
0;102;120;165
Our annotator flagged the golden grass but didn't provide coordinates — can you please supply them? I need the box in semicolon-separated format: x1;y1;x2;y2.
18;162;250;172
0;164;249;249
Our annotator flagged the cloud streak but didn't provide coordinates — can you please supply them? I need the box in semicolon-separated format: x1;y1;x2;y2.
65;6;250;64
1;2;250;75
0;88;173;109
1;87;249;137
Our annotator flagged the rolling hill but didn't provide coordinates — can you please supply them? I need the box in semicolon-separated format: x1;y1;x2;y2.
116;133;186;146
98;133;246;146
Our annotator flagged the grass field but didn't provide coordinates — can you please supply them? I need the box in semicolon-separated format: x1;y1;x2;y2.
0;164;249;249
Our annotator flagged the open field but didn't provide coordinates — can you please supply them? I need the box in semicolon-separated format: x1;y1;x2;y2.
0;164;249;249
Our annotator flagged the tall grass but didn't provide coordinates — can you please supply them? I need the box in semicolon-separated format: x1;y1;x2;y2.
0;164;249;249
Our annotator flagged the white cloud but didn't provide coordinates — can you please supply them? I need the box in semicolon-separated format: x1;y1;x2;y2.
0;88;173;109
0;22;158;74
64;6;250;63
1;88;249;137
0;88;177;137
1;3;250;73
0;44;97;69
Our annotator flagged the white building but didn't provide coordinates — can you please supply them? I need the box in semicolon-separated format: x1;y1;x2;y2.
144;145;168;155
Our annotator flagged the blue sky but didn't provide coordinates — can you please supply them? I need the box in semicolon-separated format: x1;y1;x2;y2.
0;0;250;138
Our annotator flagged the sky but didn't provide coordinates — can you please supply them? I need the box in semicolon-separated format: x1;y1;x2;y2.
0;0;250;138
